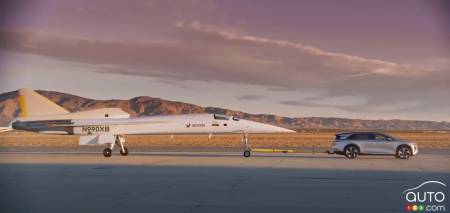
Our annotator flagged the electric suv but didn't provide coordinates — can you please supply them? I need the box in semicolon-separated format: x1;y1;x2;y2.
328;132;418;159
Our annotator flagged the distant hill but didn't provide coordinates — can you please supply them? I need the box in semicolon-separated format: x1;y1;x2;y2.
1;90;449;130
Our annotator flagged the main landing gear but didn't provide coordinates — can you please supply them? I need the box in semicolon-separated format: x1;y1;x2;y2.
103;135;129;158
242;133;252;158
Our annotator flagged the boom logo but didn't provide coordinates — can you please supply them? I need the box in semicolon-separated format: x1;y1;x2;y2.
403;181;447;212
185;123;205;128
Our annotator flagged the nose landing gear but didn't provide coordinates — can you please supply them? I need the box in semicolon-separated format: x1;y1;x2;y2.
243;150;251;158
242;133;252;158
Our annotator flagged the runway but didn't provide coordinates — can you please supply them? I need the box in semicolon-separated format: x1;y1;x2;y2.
0;150;449;213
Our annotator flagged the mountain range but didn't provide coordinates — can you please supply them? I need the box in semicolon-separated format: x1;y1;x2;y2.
0;90;449;130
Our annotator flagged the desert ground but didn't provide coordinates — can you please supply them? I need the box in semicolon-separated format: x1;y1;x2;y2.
1;152;449;213
1;129;449;149
1;130;449;213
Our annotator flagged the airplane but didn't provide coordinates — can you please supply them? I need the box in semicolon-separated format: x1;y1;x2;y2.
8;89;295;157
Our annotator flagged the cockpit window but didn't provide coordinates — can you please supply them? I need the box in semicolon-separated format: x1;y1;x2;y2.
213;114;229;120
232;116;240;121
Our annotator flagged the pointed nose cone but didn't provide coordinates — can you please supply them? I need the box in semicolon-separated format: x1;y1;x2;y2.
267;124;296;133
281;127;296;133
245;120;296;133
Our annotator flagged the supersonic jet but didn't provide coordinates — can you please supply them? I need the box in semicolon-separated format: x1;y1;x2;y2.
7;89;294;157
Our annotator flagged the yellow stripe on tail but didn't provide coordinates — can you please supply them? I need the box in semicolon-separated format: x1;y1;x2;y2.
19;95;28;117
17;88;69;118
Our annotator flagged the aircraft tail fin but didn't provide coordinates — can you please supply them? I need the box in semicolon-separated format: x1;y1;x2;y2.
18;88;69;118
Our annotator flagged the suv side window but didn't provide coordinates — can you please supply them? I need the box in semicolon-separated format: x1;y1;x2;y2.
374;134;387;141
347;133;375;140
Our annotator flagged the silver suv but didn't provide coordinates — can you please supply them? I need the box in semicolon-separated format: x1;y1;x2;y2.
328;132;418;159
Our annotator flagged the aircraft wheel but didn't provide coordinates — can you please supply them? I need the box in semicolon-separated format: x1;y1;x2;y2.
243;150;251;158
103;148;112;158
120;147;129;156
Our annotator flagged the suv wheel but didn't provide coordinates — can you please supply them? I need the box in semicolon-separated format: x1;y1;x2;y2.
396;145;411;159
344;145;359;159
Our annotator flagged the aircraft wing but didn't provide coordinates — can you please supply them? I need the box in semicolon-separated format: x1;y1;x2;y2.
52;119;167;127
79;134;116;145
0;127;12;133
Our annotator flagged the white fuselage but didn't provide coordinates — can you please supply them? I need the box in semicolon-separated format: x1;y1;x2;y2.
13;113;294;135
10;89;295;152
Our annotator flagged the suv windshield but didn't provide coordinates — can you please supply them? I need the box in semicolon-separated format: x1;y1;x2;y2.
335;134;351;140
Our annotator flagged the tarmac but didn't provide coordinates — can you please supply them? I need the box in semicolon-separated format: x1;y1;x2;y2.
0;149;449;213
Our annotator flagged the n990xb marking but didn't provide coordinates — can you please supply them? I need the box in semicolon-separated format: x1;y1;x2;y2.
82;126;110;133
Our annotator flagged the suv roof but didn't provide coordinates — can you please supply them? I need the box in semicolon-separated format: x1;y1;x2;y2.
335;132;395;140
336;131;381;135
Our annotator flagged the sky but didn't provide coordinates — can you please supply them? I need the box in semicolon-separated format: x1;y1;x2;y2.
0;0;449;121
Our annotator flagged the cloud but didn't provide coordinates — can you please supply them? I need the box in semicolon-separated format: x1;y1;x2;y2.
176;21;435;78
365;101;424;112
267;87;296;92
237;94;265;101
280;96;426;113
281;96;367;108
0;23;449;115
